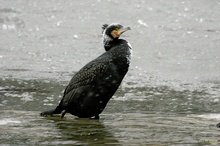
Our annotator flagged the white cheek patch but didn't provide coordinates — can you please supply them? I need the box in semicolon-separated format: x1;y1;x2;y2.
102;29;106;43
102;29;113;44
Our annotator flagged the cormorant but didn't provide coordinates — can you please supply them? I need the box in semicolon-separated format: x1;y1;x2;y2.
40;23;132;119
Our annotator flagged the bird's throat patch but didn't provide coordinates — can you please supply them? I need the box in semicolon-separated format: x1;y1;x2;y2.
111;29;120;38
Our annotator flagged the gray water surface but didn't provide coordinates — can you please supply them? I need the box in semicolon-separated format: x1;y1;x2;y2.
1;0;220;145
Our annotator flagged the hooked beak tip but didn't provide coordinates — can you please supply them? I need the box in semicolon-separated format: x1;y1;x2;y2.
126;27;131;30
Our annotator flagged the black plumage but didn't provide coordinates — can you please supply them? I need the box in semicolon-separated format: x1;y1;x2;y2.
40;23;132;119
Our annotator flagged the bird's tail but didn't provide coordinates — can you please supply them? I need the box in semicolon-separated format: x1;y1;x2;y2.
40;106;63;117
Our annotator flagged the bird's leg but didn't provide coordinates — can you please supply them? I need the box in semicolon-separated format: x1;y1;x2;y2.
61;110;66;119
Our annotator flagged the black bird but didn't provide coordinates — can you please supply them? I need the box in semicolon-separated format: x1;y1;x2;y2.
40;23;132;119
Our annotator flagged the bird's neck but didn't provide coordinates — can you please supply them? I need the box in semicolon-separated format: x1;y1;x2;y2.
102;34;116;51
104;40;113;51
103;39;125;51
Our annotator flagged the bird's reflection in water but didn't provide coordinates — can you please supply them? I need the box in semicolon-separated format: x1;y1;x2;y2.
46;116;119;145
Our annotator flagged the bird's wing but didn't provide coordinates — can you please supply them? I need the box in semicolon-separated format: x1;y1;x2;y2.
63;56;110;96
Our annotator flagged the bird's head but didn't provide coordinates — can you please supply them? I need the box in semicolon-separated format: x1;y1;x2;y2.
102;23;130;42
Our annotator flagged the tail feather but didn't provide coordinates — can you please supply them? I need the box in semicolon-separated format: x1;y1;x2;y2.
40;106;63;117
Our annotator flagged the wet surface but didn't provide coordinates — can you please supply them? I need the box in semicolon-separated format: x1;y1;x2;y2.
1;0;220;145
0;110;220;145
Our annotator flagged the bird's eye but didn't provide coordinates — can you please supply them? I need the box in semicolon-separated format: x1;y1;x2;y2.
115;28;119;31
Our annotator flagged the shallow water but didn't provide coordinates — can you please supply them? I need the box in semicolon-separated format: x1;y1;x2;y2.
1;0;220;145
0;110;220;145
1;78;220;145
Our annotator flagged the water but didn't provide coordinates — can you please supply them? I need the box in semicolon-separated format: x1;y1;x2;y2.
0;111;219;146
1;0;220;145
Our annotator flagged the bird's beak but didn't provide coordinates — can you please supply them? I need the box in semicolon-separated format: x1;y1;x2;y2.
118;27;131;35
111;27;131;38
